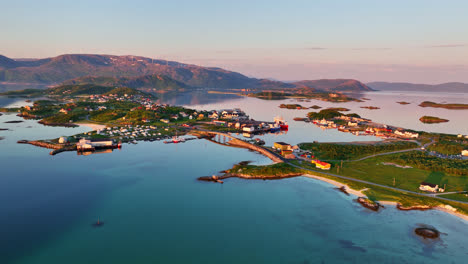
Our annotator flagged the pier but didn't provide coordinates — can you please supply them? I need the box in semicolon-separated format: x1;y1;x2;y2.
190;130;284;163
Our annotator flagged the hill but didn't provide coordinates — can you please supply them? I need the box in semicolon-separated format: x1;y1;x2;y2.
62;74;190;91
367;82;468;93
293;79;374;92
0;54;372;92
0;54;259;89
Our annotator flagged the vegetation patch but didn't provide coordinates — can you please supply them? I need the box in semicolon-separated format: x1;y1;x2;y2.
279;104;307;109
419;101;468;110
419;116;449;124
298;141;418;160
227;163;305;178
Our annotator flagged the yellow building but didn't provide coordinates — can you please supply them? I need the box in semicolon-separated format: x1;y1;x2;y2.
311;160;331;170
274;142;291;151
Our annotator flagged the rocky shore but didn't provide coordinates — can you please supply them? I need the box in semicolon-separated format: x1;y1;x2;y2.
357;197;382;211
198;172;303;183
20;140;63;150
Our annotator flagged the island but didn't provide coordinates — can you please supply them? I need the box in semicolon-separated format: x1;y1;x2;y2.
248;91;358;102
279;104;307;109
397;101;410;105
419;116;449;124
419;101;468;110
360;106;380;110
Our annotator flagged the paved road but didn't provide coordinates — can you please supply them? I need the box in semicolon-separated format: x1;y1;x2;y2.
284;160;468;205
327;140;436;162
199;130;466;205
433;191;468;196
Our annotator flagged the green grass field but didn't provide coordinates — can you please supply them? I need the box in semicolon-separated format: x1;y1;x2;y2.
334;154;468;193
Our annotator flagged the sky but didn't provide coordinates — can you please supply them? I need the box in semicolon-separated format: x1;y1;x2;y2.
1;0;468;83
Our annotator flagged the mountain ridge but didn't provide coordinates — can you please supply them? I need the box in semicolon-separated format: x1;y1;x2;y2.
0;54;372;92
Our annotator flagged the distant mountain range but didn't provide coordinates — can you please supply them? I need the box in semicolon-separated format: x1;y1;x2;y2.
0;54;371;92
294;79;373;92
367;82;468;93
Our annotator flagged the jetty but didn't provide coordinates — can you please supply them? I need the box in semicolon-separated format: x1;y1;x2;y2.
190;130;284;163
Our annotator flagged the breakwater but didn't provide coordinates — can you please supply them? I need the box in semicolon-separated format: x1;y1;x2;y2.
190;130;284;163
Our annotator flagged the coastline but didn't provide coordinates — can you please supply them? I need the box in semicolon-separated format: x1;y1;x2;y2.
76;122;106;131
301;173;468;223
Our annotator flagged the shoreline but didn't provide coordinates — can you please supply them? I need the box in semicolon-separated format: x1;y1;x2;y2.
75;123;106;131
301;174;468;223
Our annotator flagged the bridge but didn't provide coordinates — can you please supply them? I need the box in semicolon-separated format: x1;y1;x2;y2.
190;130;284;163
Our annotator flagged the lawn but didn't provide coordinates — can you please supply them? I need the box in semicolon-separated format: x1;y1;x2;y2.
336;154;468;193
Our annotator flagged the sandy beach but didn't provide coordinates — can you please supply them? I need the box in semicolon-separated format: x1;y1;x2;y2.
302;174;468;223
76;123;106;131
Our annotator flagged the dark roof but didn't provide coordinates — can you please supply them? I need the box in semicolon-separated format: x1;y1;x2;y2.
275;142;290;146
420;182;437;188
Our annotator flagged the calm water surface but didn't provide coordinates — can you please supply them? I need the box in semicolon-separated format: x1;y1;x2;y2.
1;92;468;263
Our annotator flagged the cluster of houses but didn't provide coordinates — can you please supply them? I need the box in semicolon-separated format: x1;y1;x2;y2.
209;109;287;134
394;130;419;139
271;141;331;169
95;125;163;140
89;93;154;107
310;115;420;139
208;109;249;120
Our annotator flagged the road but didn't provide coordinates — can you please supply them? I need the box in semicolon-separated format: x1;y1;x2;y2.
284;160;468;205
197;130;466;205
324;140;436;162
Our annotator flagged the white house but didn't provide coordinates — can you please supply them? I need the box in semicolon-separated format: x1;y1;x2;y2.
419;182;439;192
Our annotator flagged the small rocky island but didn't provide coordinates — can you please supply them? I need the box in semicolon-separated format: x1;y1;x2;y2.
419;101;468;109
419;116;449;124
279;104;307;109
360;106;380;110
414;225;440;239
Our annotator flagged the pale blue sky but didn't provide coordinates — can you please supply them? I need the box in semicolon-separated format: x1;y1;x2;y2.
1;0;467;83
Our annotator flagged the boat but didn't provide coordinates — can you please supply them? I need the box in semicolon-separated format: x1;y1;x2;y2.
274;116;289;130
171;136;185;143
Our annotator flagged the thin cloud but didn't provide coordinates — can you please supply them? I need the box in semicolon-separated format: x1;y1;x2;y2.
426;44;467;48
304;47;391;51
351;47;392;51
305;47;327;50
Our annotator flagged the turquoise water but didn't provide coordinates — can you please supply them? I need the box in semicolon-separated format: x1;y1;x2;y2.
1;94;468;263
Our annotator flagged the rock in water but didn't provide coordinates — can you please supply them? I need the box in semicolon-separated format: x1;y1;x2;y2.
415;226;440;239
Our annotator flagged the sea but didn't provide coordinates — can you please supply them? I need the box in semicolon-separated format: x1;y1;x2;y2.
1;90;467;264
